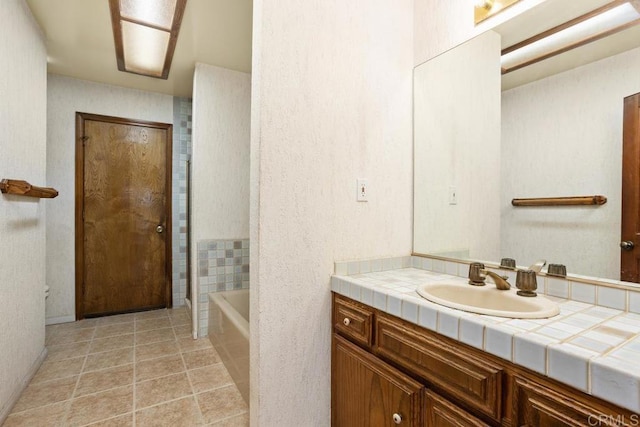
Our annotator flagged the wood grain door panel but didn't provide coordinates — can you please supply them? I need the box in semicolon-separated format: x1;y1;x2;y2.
76;113;172;318
621;92;640;282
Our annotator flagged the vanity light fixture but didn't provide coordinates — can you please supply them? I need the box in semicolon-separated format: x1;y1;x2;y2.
501;0;640;74
108;0;187;79
475;0;522;24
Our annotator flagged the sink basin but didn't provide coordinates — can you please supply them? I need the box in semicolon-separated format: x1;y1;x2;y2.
416;282;560;319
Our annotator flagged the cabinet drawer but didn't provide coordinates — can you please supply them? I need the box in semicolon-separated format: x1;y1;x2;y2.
375;314;503;421
512;377;635;427
424;390;490;427
333;294;374;348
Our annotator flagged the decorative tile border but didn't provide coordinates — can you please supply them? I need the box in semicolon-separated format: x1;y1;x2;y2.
331;265;640;413
196;238;249;337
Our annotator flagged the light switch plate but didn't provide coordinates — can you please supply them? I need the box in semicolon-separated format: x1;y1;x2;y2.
357;179;368;202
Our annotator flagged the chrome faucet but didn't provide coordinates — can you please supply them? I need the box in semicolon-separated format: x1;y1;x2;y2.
479;269;511;290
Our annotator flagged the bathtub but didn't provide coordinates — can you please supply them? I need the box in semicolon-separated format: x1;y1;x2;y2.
208;289;249;405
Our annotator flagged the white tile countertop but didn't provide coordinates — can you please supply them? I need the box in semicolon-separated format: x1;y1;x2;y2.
331;265;640;414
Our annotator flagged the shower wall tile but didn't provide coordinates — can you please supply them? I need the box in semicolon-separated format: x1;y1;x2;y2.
172;97;192;308
197;238;250;336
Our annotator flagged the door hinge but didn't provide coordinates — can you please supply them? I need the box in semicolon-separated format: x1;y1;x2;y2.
81;136;89;145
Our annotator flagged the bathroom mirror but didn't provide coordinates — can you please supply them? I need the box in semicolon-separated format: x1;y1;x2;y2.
413;0;640;282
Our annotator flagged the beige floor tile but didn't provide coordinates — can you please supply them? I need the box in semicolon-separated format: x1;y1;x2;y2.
94;323;135;339
31;356;85;384
183;348;221;370
178;337;213;353
135;317;172;332
135;309;169;320
90;334;134;354
136;372;192;409
135;340;180;362
169;313;190;326
11;375;77;412
3;401;70;427
209;413;250;427
136;396;204;427
83;413;133;426
96;313;136;326
66;385;133;427
47;328;96;345
75;364;134;397
46;341;91;362
46;318;98;333
188;364;233;394
136;354;185;382
84;348;133;372
135;327;175;346
197;385;247;424
173;324;193;338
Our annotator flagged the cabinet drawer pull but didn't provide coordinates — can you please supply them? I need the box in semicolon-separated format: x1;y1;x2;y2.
343;317;351;326
392;413;403;424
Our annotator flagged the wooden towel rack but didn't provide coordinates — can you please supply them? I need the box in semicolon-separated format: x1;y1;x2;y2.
0;179;59;199
511;195;607;207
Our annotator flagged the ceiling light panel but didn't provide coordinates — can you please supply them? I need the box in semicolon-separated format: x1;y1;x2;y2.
109;0;187;79
121;21;170;77
502;1;640;72
119;0;177;30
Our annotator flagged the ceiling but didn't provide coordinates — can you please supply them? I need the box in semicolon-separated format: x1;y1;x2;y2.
26;0;253;97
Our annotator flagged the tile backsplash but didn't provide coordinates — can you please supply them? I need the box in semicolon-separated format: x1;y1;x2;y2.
196;238;249;337
334;255;640;315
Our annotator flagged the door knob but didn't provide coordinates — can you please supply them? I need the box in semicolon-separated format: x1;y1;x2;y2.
620;241;635;251
156;225;164;234
392;413;403;424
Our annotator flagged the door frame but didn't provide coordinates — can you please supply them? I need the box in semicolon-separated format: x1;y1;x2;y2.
75;112;173;319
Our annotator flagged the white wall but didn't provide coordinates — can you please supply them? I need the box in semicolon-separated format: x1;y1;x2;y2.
501;46;640;279
413;31;502;261
250;0;414;424
190;63;251;335
0;0;47;420
46;75;173;323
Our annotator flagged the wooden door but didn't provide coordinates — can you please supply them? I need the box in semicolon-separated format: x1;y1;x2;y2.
424;390;489;427
621;92;640;282
332;334;423;427
76;113;172;318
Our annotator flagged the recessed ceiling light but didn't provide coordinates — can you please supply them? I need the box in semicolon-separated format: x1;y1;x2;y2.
109;0;187;79
502;1;640;74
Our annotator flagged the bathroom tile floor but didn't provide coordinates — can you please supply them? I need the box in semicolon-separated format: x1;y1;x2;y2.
4;306;248;427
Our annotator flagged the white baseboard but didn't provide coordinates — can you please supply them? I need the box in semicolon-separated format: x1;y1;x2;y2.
45;315;75;325
0;347;48;424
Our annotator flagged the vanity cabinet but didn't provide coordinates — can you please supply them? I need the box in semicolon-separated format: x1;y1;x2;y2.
331;293;635;427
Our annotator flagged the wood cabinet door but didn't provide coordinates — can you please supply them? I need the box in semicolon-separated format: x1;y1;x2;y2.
332;334;423;427
424;390;490;427
513;377;633;427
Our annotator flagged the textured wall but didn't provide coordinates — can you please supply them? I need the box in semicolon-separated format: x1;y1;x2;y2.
414;31;502;261
191;63;251;336
0;0;47;420
501;46;640;279
46;75;174;323
250;0;414;424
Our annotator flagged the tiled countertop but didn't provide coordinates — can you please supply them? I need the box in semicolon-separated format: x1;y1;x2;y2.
331;267;640;414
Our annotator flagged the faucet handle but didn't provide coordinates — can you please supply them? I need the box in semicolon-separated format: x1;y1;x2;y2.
516;269;538;297
468;262;486;286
